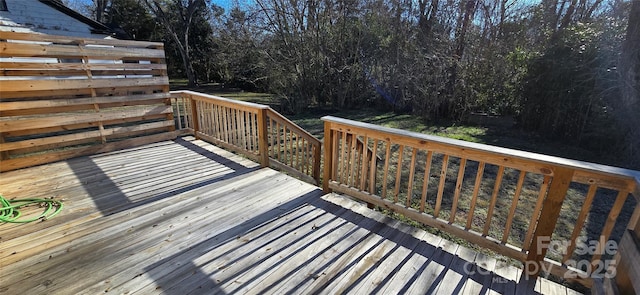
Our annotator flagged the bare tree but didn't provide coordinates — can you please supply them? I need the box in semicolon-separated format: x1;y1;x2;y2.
94;0;110;23
141;0;207;86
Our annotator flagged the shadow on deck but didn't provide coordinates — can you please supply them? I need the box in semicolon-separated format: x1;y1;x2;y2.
67;137;259;216
0;137;576;294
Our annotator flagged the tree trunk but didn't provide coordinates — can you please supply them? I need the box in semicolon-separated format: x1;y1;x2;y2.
455;0;477;58
142;0;204;87
94;0;108;23
617;0;640;167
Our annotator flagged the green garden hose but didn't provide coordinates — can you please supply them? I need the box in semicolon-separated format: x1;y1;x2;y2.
0;195;63;223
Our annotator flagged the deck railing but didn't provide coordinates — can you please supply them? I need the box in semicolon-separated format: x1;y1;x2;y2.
170;90;321;184
322;116;640;288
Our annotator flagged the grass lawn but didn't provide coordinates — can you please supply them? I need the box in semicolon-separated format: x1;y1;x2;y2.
174;83;603;166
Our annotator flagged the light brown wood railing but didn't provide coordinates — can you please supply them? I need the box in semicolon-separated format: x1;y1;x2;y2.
170;91;321;184
612;214;640;294
322;116;640;288
265;108;322;184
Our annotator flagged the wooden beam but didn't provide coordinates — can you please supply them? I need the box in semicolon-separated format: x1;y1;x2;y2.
0;31;164;48
0;121;174;152
0;105;172;133
0;42;165;59
323;122;334;193
313;141;321;185
0;77;168;93
257;108;270;168
524;166;574;278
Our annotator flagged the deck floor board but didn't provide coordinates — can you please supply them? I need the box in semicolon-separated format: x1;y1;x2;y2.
0;137;580;294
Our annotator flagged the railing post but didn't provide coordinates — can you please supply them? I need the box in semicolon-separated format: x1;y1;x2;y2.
611;189;640;294
257;108;270;168
313;143;321;185
322;121;333;193
189;95;200;139
524;166;574;279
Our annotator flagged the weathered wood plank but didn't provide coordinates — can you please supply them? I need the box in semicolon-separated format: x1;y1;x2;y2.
0;93;170;112
1;68;166;77
108;194;326;295
253;194;375;293
0;121;173;152
346;225;428;294
0;85;167;100
24;171;317;295
221;197;363;295
303;219;401;294
378;229;444;294
434;244;478;294
0;105;171;132
0;62;167;71
0;31;164;48
489;261;521;295
405;238;460;294
323;220;411;294
0;42;165;59
0;77;168;93
0;131;179;172
460;251;498;294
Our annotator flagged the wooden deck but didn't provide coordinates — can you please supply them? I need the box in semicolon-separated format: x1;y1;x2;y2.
0;137;580;294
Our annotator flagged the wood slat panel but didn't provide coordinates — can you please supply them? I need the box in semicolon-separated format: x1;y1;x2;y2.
2;113;169;138
0;131;180;172
0;42;165;59
0;77;169;92
0;105;172;132
0;32;173;171
1;93;169;112
0;121;173;152
0;31;164;48
1;86;166;100
0;62;167;71
2;69;166;77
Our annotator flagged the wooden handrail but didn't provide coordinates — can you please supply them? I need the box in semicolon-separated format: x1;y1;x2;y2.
322;115;640;288
172;90;270;111
265;109;322;183
170;90;321;184
322;116;640;191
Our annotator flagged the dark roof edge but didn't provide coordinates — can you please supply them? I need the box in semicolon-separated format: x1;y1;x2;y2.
38;0;113;35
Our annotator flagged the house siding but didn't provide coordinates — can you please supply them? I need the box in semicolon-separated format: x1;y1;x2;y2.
0;0;109;38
